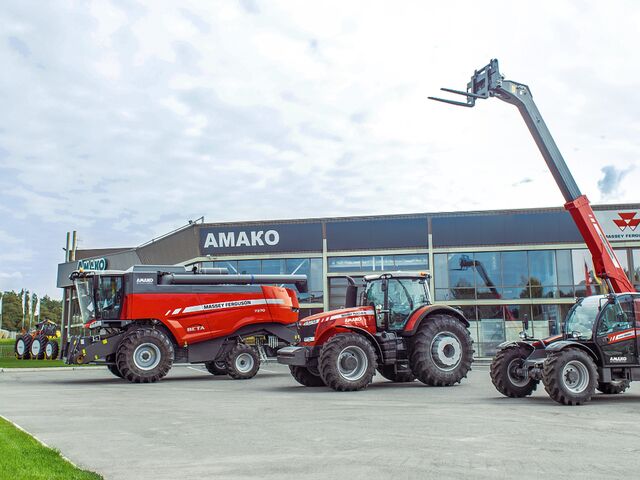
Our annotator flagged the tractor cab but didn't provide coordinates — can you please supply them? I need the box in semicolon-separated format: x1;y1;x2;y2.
71;270;125;326
351;272;431;331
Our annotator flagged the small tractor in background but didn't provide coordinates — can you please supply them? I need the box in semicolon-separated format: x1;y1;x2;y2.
431;59;638;405
278;272;474;391
62;265;307;383
14;319;61;360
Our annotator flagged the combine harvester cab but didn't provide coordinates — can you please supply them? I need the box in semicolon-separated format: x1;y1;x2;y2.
63;265;307;383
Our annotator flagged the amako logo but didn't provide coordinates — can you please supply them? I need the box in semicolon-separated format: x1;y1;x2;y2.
203;230;280;249
613;212;639;232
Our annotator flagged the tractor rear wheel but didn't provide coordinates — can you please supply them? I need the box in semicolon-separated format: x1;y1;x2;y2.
106;355;124;378
597;380;630;394
30;334;48;360
490;345;538;397
116;327;174;383
409;314;474;386
542;348;597;405
205;360;229;376
377;365;415;383
44;340;59;360
318;333;376;391
289;365;325;387
14;335;32;360
226;344;260;379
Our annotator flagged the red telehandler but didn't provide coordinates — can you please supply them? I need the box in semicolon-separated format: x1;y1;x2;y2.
430;59;638;405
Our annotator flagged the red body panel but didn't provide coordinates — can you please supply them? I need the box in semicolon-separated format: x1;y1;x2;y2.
298;306;377;346
124;286;298;345
565;195;635;293
403;305;432;335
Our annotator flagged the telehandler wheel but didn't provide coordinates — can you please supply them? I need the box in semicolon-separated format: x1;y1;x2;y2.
597;380;630;395
490;345;538;397
116;327;174;383
30;334;48;360
44;340;59;360
542;348;597;405
409;314;474;386
226;344;260;380
318;333;376;392
14;335;32;360
289;365;325;387
377;365;415;383
106;355;124;379
205;361;229;376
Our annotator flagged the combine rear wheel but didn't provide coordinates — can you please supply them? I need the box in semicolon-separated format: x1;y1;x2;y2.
44;340;59;360
377;365;415;383
205;361;228;376
597;380;630;394
490;345;538;397
226;344;260;379
30;334;48;360
15;335;32;360
542;349;597;405
318;333;376;391
410;314;473;386
289;365;325;387
116;328;174;383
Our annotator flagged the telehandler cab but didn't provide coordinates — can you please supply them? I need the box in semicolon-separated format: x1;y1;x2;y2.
278;272;474;391
431;59;638;405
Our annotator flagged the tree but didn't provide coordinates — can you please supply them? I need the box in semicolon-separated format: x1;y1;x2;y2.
0;291;63;332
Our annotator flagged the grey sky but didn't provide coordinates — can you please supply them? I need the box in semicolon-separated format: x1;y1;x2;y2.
0;1;639;298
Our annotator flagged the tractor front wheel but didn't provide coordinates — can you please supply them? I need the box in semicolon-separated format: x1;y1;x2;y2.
289;365;325;387
116;328;174;383
597;380;630;394
490;345;538;397
14;335;32;360
226;344;260;379
542;348;597;405
44;340;59;360
410;314;474;386
318;333;376;391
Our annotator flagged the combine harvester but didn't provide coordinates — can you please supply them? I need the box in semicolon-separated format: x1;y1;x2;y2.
61;265;307;383
430;59;638;405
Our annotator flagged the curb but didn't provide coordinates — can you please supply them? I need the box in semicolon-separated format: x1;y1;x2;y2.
0;366;106;373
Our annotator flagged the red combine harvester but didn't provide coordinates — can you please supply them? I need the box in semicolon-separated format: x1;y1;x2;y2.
430;59;638;405
62;265;307;383
278;272;474;391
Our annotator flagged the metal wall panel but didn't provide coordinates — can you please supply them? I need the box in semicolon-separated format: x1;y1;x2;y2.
326;217;428;251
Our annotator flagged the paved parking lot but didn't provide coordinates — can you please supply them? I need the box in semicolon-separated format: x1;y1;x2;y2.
1;363;640;479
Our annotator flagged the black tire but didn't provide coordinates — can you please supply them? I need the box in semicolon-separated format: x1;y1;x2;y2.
318;333;376;392
409;314;474;386
597;380;630;394
205;360;228;376
14;335;32;360
289;365;325;387
542;348;597;405
490;345;538;397
30;334;48;360
106;354;124;379
226;344;260;380
44;340;59;360
116;327;174;383
377;365;415;383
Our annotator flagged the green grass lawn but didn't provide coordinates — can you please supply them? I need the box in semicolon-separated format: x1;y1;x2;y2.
0;358;83;369
0;337;17;345
0;416;102;480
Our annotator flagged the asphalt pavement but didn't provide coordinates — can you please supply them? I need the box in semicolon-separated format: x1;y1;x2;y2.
1;363;639;479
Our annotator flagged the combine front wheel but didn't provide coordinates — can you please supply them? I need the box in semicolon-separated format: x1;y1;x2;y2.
542;349;597;405
490;345;538;397
116;328;174;383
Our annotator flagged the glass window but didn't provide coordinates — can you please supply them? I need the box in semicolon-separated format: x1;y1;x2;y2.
262;259;286;274
213;260;238;274
393;254;429;271
532;304;562;337
502;251;528;287
571;249;606;297
477;305;505;357
614;249;630;281
434;254;448;289
633;250;640;289
473;252;501;300
529;250;557;287
237;260;261;275
328;257;362;272
327;254;428;273
556;250;573;285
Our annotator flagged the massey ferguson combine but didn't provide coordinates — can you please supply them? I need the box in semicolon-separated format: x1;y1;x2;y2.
278;272;474;391
62;265;307;383
431;59;639;405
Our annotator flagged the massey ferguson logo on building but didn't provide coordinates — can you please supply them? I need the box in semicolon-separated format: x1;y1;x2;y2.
203;230;280;249
613;212;639;232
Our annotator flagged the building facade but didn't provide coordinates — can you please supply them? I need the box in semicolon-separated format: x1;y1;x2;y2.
57;203;640;357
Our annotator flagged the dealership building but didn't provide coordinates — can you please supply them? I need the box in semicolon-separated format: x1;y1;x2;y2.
57;203;640;357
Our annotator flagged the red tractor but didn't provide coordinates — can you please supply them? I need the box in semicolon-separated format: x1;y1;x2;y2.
431;59;638;405
278;272;474;391
62;265;307;383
